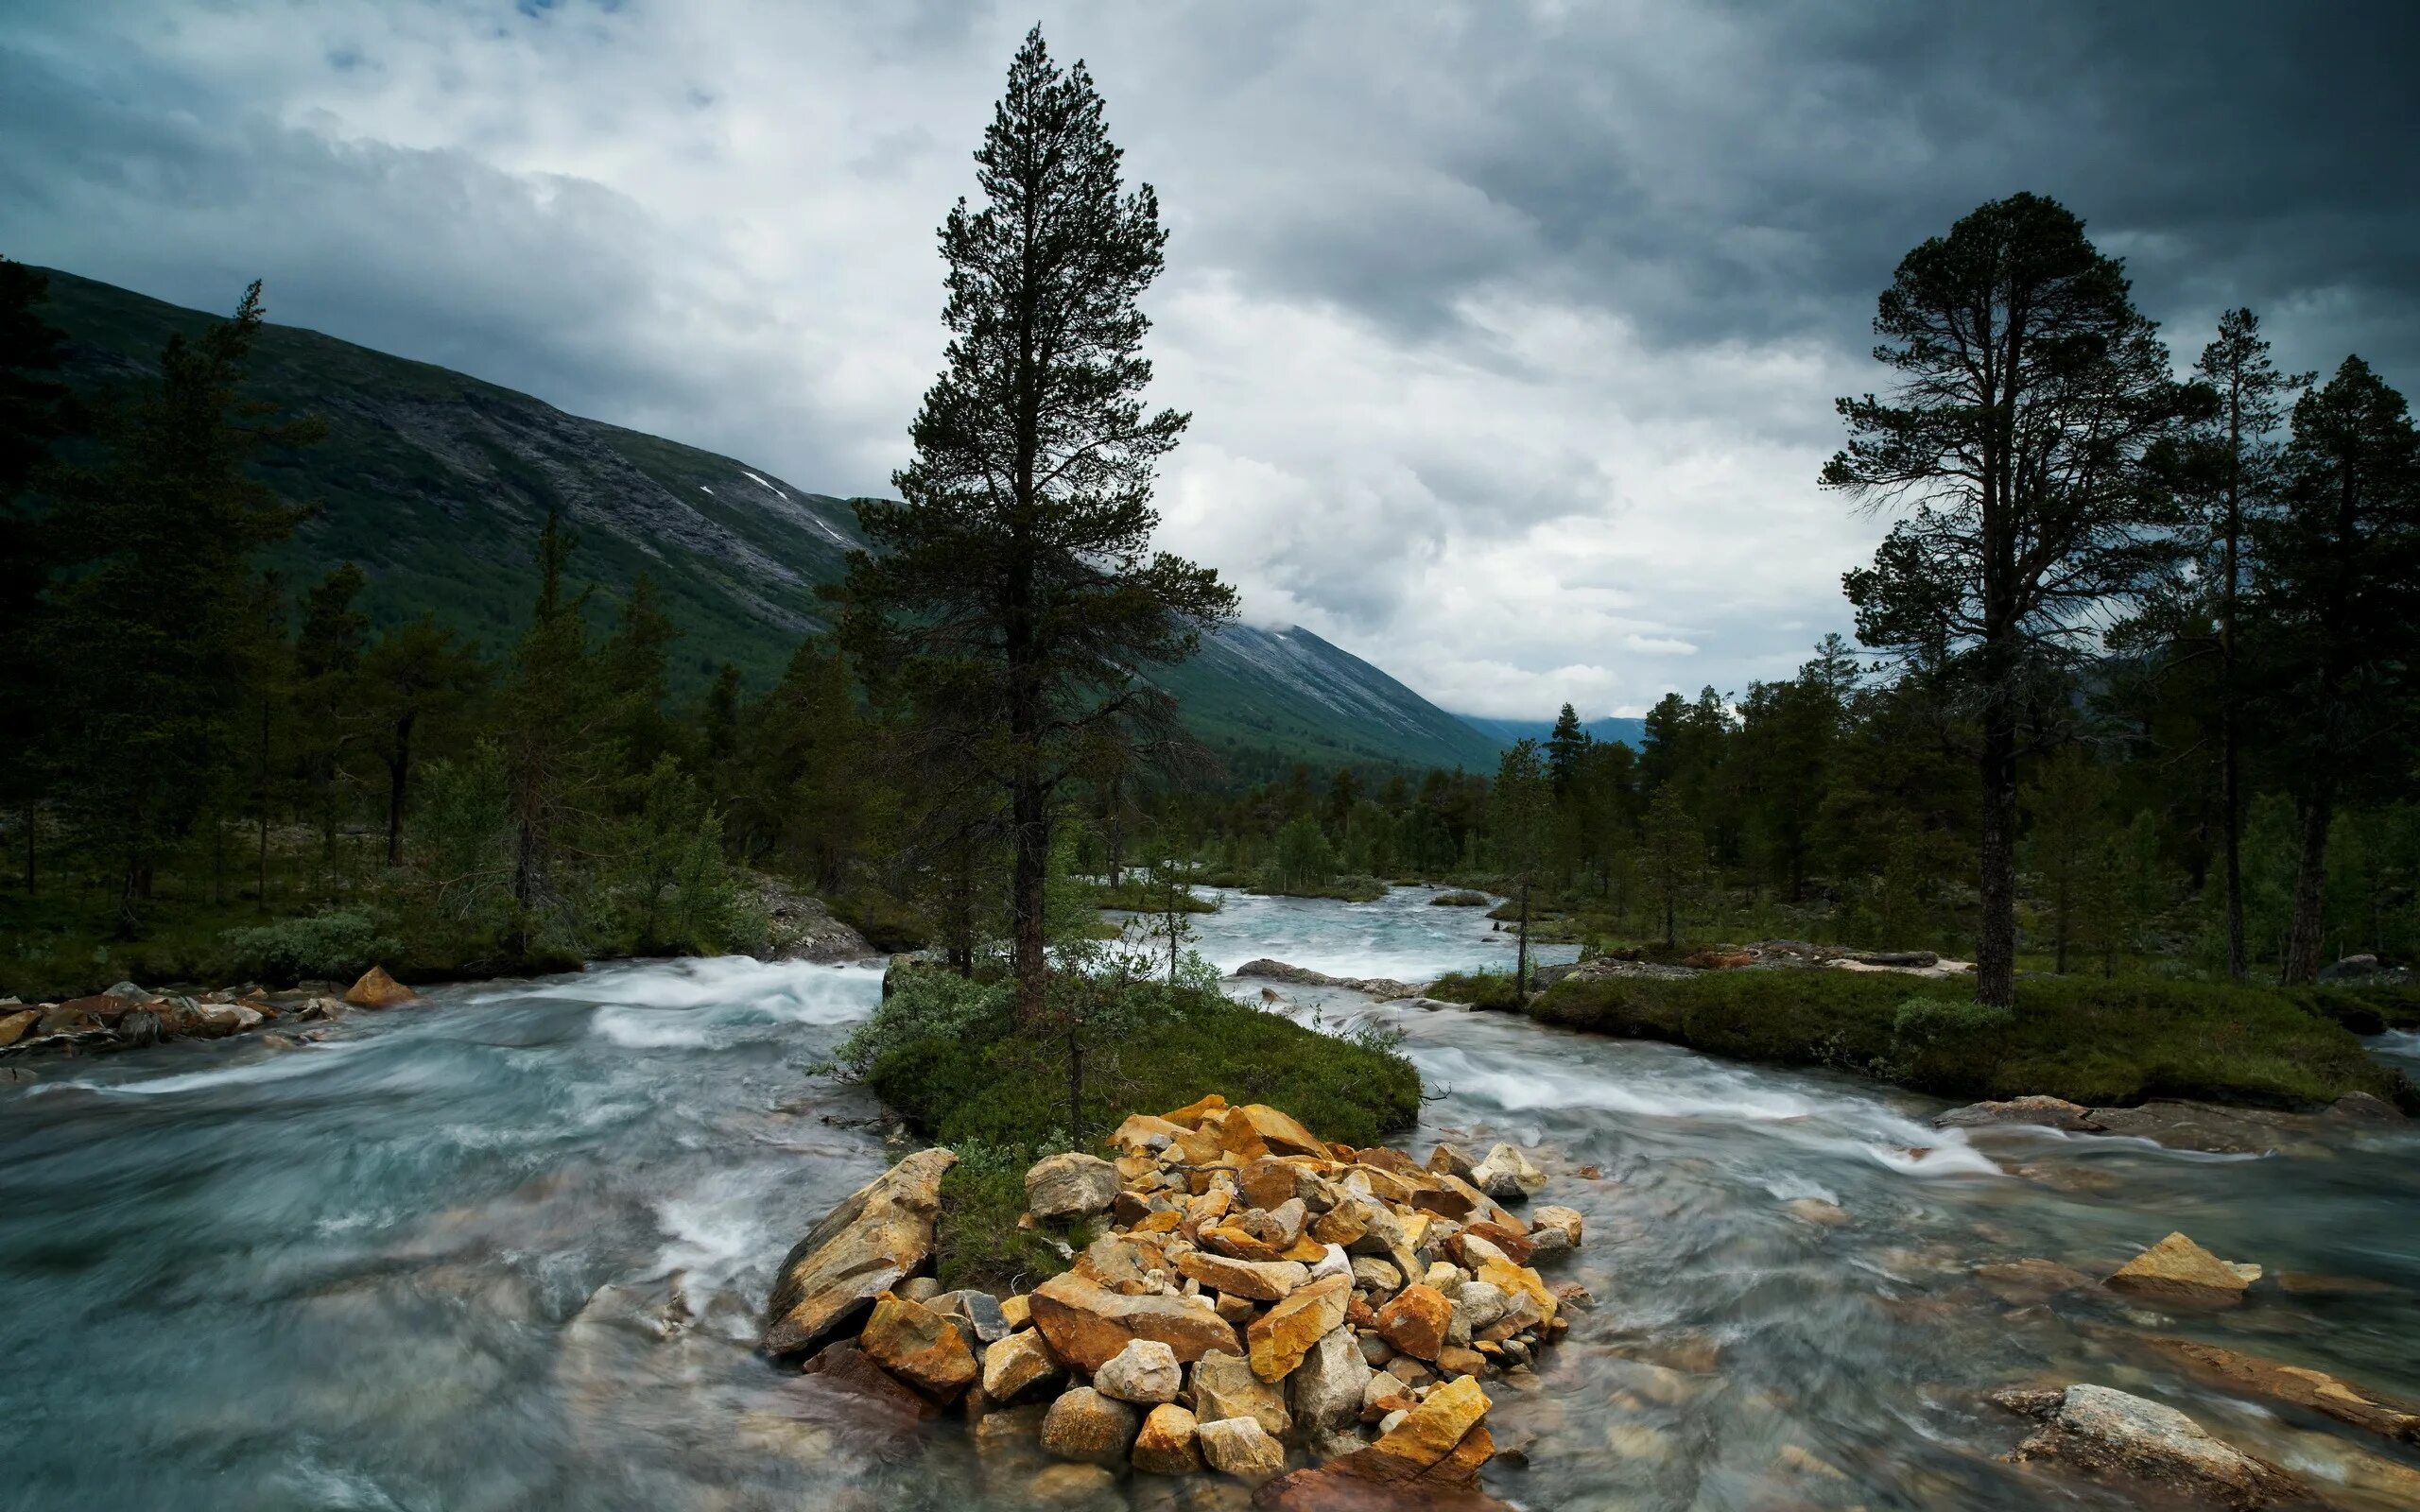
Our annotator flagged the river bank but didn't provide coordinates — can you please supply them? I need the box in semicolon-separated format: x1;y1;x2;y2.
2;887;2416;1508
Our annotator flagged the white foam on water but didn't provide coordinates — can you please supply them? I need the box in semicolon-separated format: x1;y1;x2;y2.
26;1040;369;1098
1758;1173;1841;1203
593;1005;717;1049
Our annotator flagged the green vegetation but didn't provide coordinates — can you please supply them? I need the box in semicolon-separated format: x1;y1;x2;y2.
1530;969;2405;1110
1426;970;1523;1011
1430;890;1491;907
1093;877;1219;913
842;965;1421;1156
933;1142;1098;1293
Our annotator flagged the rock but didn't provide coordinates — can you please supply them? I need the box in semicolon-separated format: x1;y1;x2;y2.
1198;1416;1287;1485
2148;1336;2420;1443
982;1328;1067;1404
1329;1375;1493;1485
933;1287;1013;1348
344;965;420;1008
900;1275;943;1302
1229;1105;1331;1159
1784;1197;1849;1227
1249;1273;1352;1381
1254;1469;1515;1511
0;1008;37;1048
116;1007;164;1047
798;1339;942;1426
762;1146;957;1357
1448;1282;1508;1342
1042;1385;1138;1469
2275;1270;2398;1297
859;1290;978;1400
2105;1232;2259;1309
1375;1285;1452;1363
1233;960;1422;1002
1424;1143;1478;1181
1291;1324;1375;1432
1976;1259;2095;1305
1527;1206;1582;1254
1027;1462;1122;1506
1467;1143;1545;1200
2325;1091;2405;1124
1349;1257;1402;1296
1097;1338;1184;1405
1996;1383;2310;1509
1180;1251;1310;1302
1028;1152;1123;1221
1113;1112;1193;1152
193;1002;266;1036
1193;1349;1292;1439
1933;1095;2100;1131
1029;1271;1243;1372
1132;1402;1206;1475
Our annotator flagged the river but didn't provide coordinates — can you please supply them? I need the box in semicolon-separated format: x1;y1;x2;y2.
2;886;2415;1510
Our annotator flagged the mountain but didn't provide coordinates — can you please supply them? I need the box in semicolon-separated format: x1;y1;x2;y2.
27;267;1496;771
1458;713;1651;751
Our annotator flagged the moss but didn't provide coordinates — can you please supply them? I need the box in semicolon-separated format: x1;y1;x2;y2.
1429;891;1491;907
860;979;1422;1154
1426;970;1524;1010
1529;969;2408;1110
934;1144;1093;1293
1246;875;1389;903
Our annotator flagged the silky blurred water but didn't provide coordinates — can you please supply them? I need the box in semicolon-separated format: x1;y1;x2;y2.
2;891;2415;1511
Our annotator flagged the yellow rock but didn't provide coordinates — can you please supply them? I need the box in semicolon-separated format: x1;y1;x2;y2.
2106;1231;2258;1308
1354;1374;1492;1480
1029;1271;1242;1373
1247;1272;1350;1381
1476;1257;1557;1326
1178;1250;1309;1302
1162;1093;1229;1128
1231;1104;1328;1159
1000;1294;1031;1330
344;965;420;1008
860;1290;978;1400
1131;1402;1204;1475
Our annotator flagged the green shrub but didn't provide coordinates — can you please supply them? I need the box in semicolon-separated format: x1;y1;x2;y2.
1426;970;1524;1010
856;976;1422;1155
219;911;402;984
934;1142;1095;1292
1530;968;2405;1110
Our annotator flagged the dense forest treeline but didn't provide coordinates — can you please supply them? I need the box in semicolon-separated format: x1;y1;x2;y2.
4;183;2416;1004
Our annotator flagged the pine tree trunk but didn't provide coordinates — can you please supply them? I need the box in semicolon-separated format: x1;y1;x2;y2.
2282;781;2335;985
1975;687;2020;1010
1516;879;1530;996
21;806;34;895
384;711;414;866
2220;499;2250;982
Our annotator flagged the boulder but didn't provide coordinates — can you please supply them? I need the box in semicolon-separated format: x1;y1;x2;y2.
1291;1324;1375;1432
1041;1386;1138;1469
2105;1232;2259;1309
1193;1349;1292;1438
1027;1152;1122;1220
1527;1206;1582;1254
1424;1143;1478;1181
1230;1105;1330;1159
1180;1251;1310;1302
1249;1273;1352;1382
1996;1383;2310;1509
1096;1338;1184;1405
2148;1337;2420;1443
859;1290;977;1400
0;1008;38;1049
1784;1197;1849;1227
1328;1375;1493;1485
1933;1095;2100;1132
932;1288;1013;1348
1132;1402;1205;1475
762;1147;957;1357
1028;1271;1243;1372
1198;1415;1288;1485
797;1339;943;1427
1112;1112;1191;1152
344;965;420;1009
1976;1259;2095;1305
981;1329;1066;1404
1375;1285;1452;1363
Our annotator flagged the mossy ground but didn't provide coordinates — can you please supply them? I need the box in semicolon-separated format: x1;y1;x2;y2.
1426;970;1524;1010
1530;968;2410;1110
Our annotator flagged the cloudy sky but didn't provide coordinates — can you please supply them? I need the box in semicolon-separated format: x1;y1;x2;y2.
4;2;2414;717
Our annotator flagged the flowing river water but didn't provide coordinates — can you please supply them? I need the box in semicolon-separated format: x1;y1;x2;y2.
3;887;2417;1510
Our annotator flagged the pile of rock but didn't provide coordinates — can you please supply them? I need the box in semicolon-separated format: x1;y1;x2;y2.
0;965;422;1063
759;1094;1585;1506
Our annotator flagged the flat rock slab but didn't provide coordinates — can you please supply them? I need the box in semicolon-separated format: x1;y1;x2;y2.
1997;1383;2312;1510
762;1147;956;1358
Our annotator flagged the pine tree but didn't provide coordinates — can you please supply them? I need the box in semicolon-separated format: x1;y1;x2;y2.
0;257;79;892
293;562;370;866
1492;739;1552;992
2256;357;2420;982
1545;704;1589;797
358;615;486;865
1824;194;2199;1007
833;27;1236;1023
45;282;320;930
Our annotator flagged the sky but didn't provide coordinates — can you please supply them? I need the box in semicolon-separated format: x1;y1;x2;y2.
4;2;2415;719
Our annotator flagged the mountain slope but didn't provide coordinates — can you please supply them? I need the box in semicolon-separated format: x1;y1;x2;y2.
1459;713;1651;751
30;267;1491;770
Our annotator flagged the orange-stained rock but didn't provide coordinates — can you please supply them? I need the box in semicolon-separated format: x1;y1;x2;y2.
980;1328;1065;1404
1248;1272;1351;1381
1112;1112;1192;1151
1281;1237;1330;1263
798;1339;943;1428
0;1009;35;1049
1473;1258;1555;1327
1453;1222;1535;1266
1028;1271;1243;1373
1204;1223;1289;1263
763;1147;957;1357
2106;1232;2260;1309
1243;1157;1315;1211
1000;1294;1031;1330
1338;1375;1492;1483
1132;1402;1205;1474
1375;1284;1452;1363
1164;1092;1230;1128
1041;1386;1138;1468
1221;1107;1272;1162
344;965;419;1008
1310;1200;1372;1248
1255;1466;1515;1510
1233;1104;1329;1159
1194;1348;1292;1438
2148;1336;2420;1443
1180;1250;1310;1302
860;1290;978;1400
1133;1209;1184;1235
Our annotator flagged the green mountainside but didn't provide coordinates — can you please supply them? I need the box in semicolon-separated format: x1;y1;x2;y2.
31;267;1499;772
